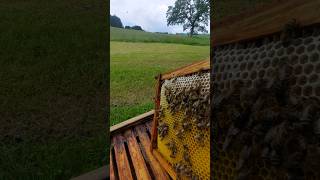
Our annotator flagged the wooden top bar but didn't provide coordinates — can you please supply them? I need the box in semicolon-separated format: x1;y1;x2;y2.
212;0;320;47
161;59;210;80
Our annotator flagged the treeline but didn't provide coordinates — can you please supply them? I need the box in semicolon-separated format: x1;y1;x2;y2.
110;15;144;31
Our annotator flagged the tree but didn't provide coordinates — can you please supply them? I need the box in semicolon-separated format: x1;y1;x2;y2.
166;0;209;37
131;25;144;31
124;25;144;31
110;15;123;28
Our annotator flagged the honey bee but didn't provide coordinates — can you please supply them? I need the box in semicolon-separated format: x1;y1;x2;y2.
166;140;178;158
176;129;184;139
157;122;169;139
194;133;205;146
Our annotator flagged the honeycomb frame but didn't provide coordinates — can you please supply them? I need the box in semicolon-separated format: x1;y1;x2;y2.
151;60;211;180
212;22;320;180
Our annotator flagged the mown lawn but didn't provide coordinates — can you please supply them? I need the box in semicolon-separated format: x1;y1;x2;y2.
110;42;209;125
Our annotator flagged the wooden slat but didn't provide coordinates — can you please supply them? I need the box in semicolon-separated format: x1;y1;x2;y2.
212;0;320;47
110;154;116;180
161;59;210;80
110;110;154;134
135;124;170;180
124;129;152;180
145;121;152;132
152;150;177;180
112;134;134;180
151;75;162;151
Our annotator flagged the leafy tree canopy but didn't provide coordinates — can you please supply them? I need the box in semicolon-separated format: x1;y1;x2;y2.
167;0;209;36
110;15;123;28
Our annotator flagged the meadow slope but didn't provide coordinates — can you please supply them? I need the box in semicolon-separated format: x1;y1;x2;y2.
110;42;209;125
111;27;210;46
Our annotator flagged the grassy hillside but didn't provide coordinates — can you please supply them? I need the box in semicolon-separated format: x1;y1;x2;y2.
110;42;209;125
0;0;108;179
110;27;210;46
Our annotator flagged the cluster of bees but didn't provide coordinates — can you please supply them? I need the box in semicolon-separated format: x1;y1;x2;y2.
213;61;320;179
157;75;210;179
173;145;200;180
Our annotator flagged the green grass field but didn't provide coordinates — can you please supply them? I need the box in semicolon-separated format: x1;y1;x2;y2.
110;40;209;125
0;0;108;179
111;27;209;46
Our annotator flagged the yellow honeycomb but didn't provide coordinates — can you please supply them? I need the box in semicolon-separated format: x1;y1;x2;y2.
157;72;210;180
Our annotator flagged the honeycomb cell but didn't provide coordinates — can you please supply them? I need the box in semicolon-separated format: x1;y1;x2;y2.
307;44;316;52
315;86;320;96
289;76;297;86
310;53;319;63
221;64;226;72
238;55;244;62
266;68;275;77
298;75;308;85
316;63;320;73
272;58;279;67
304;64;314;74
277;48;284;56
247;61;254;70
303;86;313;96
260;51;267;59
309;74;319;83
292;38;302;46
240;62;247;71
258;69;266;78
296;45;305;54
304;37;313;45
287;46;295;54
223;73;228;80
294;65;303;75
292;86;302;97
300;54;309;64
251;70;257;80
242;72;249;79
291;55;299;65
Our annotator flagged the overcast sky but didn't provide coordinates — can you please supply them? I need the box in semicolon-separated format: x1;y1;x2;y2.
110;0;209;34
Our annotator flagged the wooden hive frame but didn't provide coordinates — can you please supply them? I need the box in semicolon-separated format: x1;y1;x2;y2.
150;59;210;179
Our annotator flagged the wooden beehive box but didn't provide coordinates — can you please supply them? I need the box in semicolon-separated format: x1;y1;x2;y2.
150;60;211;180
211;0;320;179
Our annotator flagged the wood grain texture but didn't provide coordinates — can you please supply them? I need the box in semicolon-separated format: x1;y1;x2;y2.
110;110;154;134
135;124;170;180
151;75;162;151
110;154;116;180
212;0;320;47
124;129;152;180
161;59;210;80
112;135;134;180
152;150;177;180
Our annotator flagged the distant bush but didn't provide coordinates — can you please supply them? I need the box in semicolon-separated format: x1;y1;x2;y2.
124;25;144;31
155;32;169;34
110;15;123;28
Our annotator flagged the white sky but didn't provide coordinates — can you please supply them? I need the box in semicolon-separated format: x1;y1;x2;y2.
110;0;210;34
